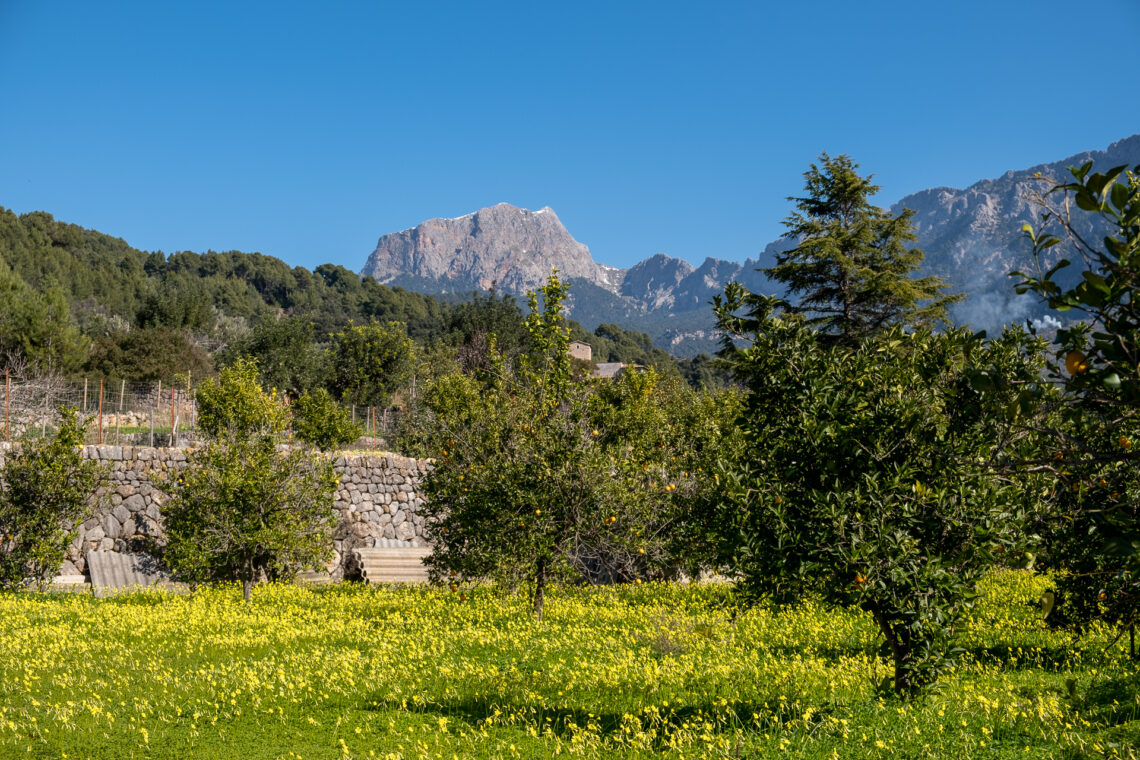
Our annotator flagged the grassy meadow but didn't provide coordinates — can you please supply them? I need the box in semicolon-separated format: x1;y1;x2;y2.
0;572;1137;759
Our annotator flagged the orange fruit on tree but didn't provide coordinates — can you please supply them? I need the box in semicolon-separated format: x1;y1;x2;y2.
1065;350;1089;375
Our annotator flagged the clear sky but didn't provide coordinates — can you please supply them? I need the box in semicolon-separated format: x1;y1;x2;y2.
2;0;1138;272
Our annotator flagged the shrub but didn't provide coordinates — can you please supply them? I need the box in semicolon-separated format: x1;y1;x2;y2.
0;408;106;589
292;388;362;451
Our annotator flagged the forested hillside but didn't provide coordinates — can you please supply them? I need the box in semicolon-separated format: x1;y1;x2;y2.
0;208;710;390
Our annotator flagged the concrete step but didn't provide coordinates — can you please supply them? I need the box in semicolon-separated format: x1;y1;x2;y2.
354;545;431;584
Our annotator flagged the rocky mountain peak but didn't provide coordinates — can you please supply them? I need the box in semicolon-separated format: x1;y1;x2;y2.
361;203;613;294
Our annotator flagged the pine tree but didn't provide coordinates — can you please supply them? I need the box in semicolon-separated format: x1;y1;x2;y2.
766;154;960;344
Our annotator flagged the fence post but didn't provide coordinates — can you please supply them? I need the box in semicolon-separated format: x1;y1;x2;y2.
4;368;8;443
118;379;125;445
149;406;154;448
83;378;88;413
98;378;103;445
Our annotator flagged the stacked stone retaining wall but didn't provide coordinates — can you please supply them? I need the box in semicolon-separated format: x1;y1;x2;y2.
0;444;431;581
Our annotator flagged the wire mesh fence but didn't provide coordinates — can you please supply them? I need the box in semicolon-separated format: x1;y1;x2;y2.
0;370;400;449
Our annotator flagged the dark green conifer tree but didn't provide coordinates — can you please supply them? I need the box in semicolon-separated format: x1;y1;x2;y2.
766;154;960;344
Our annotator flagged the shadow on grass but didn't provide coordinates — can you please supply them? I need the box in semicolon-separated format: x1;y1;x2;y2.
756;643;879;664
1077;672;1140;726
958;643;1086;671
363;691;833;748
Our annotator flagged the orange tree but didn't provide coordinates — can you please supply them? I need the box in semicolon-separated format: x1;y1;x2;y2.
1015;162;1140;638
713;285;1046;694
412;275;730;618
0;408;106;589
162;360;337;601
326;320;415;408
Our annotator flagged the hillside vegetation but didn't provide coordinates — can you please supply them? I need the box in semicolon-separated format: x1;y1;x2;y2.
0;208;713;390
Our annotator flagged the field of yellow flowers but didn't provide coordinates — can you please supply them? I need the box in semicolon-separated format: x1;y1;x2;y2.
0;571;1136;759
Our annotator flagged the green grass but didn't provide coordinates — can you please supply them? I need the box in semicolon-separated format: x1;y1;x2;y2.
0;571;1137;759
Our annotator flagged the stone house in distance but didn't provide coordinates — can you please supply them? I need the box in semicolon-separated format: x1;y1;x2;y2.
569;341;593;362
568;340;641;380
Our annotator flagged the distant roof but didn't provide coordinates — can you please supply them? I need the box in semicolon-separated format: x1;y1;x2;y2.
593;362;625;379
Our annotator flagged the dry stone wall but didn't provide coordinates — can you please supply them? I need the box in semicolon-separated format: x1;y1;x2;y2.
0;444;431;581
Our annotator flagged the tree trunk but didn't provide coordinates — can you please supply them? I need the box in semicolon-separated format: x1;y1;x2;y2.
868;604;913;695
242;559;255;602
532;556;547;621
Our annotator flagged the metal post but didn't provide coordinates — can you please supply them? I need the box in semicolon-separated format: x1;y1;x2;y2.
98;378;103;445
170;390;176;446
83;378;88;412
118;379;125;445
4;368;8;443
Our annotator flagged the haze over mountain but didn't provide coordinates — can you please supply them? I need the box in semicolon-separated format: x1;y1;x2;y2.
361;135;1140;357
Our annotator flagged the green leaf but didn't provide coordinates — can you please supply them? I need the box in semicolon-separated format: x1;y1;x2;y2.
1111;180;1130;211
1081;271;1110;293
1075;190;1099;212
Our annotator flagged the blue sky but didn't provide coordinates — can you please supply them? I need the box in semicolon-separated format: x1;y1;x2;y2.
2;0;1138;272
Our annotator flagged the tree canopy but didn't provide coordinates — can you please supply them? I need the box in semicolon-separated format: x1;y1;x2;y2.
765;154;960;343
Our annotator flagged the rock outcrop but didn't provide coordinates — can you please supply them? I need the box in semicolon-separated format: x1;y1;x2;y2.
361;203;616;294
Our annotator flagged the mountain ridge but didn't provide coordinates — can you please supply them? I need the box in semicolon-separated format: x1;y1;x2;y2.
361;135;1140;356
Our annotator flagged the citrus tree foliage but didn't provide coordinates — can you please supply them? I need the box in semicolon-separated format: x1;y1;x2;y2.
291;388;361;451
766;154;960;345
714;285;1045;694
1016;162;1140;633
196;357;286;439
415;275;722;618
163;360;336;601
0;408;106;589
327;320;415;407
